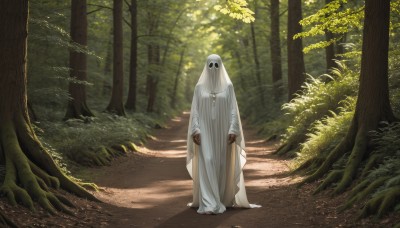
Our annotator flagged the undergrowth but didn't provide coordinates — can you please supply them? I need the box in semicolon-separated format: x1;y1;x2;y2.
275;61;358;156
33;112;163;168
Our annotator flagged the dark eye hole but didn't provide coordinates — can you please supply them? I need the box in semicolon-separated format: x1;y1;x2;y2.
215;63;219;68
209;62;213;68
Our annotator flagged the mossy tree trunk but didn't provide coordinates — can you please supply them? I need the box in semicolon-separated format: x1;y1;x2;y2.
287;0;306;101
106;0;126;116
65;0;94;120
125;0;138;111
270;0;283;102
0;0;97;213
300;0;395;195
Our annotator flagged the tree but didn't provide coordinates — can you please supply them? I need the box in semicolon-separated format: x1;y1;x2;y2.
287;0;306;101
301;0;396;195
65;0;94;120
324;0;336;71
250;0;264;106
106;0;126;116
125;0;138;111
146;43;160;113
0;0;96;213
270;0;283;101
170;47;185;108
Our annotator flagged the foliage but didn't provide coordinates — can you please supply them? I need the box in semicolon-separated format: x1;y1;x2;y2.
281;61;358;150
34;112;160;167
214;0;255;23
293;97;355;169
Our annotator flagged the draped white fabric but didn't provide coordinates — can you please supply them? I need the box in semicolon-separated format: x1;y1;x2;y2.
186;54;260;214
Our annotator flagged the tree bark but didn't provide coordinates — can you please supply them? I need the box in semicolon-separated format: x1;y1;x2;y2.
250;23;265;105
324;0;336;72
65;0;94;120
145;11;159;113
146;44;160;112
0;0;97;213
287;0;306;101
125;0;138;111
270;0;283;101
102;28;113;96
301;0;395;194
250;0;264;106
170;48;185;108
106;0;126;116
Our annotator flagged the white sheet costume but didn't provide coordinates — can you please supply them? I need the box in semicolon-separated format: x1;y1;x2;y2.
186;54;260;214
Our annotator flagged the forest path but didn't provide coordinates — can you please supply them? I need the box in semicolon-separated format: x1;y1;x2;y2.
90;112;353;227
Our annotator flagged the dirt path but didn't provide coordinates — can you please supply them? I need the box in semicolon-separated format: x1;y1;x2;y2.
89;112;384;228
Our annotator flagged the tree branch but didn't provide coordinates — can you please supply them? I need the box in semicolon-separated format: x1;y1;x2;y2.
123;17;132;29
87;8;104;15
87;4;113;11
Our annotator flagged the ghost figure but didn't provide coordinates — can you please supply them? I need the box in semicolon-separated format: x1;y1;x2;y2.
186;54;260;214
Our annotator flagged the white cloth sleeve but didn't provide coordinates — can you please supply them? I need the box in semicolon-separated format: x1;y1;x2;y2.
228;85;240;136
191;86;201;136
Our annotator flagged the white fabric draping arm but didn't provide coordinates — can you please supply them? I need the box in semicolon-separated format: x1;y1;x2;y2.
191;86;201;136
228;84;240;136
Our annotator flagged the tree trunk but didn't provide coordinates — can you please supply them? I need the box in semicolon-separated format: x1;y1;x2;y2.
146;44;160;112
170;48;185;108
65;0;94;120
233;50;247;92
0;0;97;213
270;0;283;101
324;0;336;72
325;30;336;71
336;33;346;59
102;28;113;96
250;1;264;106
125;0;137;111
106;0;126;116
145;11;159;113
287;0;306;101
301;0;395;195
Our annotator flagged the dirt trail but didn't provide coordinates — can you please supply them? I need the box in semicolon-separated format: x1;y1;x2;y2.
90;112;381;228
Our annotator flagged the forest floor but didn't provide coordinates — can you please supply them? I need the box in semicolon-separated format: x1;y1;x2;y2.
1;112;399;227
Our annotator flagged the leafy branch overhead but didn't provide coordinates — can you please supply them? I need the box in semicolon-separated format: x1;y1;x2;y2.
214;0;255;23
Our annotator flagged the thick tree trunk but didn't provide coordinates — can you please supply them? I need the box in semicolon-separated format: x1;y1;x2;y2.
125;0;138;111
170;48;185;108
301;0;395;196
287;0;306;101
270;0;283;101
106;0;126;116
65;0;94;120
0;0;97;213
